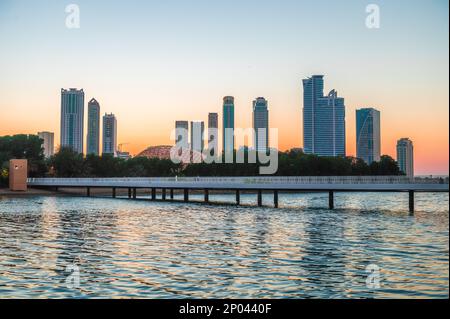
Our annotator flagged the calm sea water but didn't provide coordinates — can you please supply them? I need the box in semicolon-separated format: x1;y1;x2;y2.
0;192;448;298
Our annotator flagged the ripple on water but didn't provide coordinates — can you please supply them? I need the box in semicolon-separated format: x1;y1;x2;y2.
0;193;448;298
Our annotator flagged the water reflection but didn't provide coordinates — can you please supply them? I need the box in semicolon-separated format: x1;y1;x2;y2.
0;192;448;298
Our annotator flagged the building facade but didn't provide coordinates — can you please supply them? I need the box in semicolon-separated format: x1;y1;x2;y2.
252;97;269;153
396;138;414;177
37;131;54;158
60;88;84;153
302;75;346;156
175;120;189;151
102;113;117;156
356;108;380;164
87;98;100;155
222;96;235;155
208;112;218;156
190;121;205;154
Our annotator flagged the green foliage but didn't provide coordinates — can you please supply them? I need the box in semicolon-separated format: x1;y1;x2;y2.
0;134;47;185
49;147;85;177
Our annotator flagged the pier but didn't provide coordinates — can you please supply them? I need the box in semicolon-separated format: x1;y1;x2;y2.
26;176;449;213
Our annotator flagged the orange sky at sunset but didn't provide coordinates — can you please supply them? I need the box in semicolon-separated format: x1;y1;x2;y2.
0;0;448;175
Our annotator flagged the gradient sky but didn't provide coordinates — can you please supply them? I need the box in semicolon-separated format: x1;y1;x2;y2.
0;0;448;174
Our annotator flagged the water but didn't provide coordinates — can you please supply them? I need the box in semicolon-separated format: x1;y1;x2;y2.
0;192;448;298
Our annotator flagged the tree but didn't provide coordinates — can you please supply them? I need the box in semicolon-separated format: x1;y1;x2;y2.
50;147;85;177
0;134;47;185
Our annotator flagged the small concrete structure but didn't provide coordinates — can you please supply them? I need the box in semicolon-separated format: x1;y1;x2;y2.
9;159;28;191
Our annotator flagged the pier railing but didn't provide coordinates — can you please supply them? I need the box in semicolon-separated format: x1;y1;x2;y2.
27;176;448;185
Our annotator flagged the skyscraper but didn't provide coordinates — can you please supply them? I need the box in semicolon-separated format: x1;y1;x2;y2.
87;98;100;155
397;138;414;177
60;88;84;153
37;131;54;158
302;75;346;156
252;97;269;153
102;113;117;156
175;120;189;150
356;108;380;164
222;96;235;155
208;113;218;155
190;121;205;154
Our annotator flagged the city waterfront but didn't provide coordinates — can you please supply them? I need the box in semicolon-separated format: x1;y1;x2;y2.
0;192;448;298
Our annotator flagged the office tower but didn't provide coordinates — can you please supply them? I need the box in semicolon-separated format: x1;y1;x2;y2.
302;75;346;156
222;96;235;155
397;138;414;177
252;97;269;152
87;98;100;155
356;108;380;164
190;121;205;154
37;131;54;158
175;120;189;150
60;88;84;153
208;113;218;154
102;113;117;156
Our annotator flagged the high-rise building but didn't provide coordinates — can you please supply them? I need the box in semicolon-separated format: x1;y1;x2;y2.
175;120;189;150
356;108;380;164
87;98;100;155
208;113;218;155
222;96;235;155
37;131;54;158
102;113;117;156
252;97;269;152
60;88;84;153
190;121;205;154
397;138;414;177
302;75;346;156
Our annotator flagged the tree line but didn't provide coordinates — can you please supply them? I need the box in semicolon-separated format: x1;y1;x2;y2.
0;134;402;185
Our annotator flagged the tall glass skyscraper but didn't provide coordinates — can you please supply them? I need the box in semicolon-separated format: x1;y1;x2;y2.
87;98;100;155
190;121;205;153
37;131;54;158
252;97;269;153
302;75;346;157
208;113;218;155
356;108;380;164
222;96;235;155
60;88;84;154
102;113;117;156
175;120;189;150
397;138;414;177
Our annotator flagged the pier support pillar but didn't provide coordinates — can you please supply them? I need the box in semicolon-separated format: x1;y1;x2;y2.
151;188;156;200
132;188;137;199
329;191;334;210
184;189;189;202
128;188;132;199
112;187;116;198
204;189;209;203
236;190;240;205
409;190;414;214
87;187;90;197
170;189;174;200
162;188;166;200
274;190;279;208
257;190;262;207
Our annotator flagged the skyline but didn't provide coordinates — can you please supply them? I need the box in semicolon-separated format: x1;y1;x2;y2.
0;0;448;174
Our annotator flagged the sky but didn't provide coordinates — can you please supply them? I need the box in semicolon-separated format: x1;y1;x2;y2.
0;0;448;175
